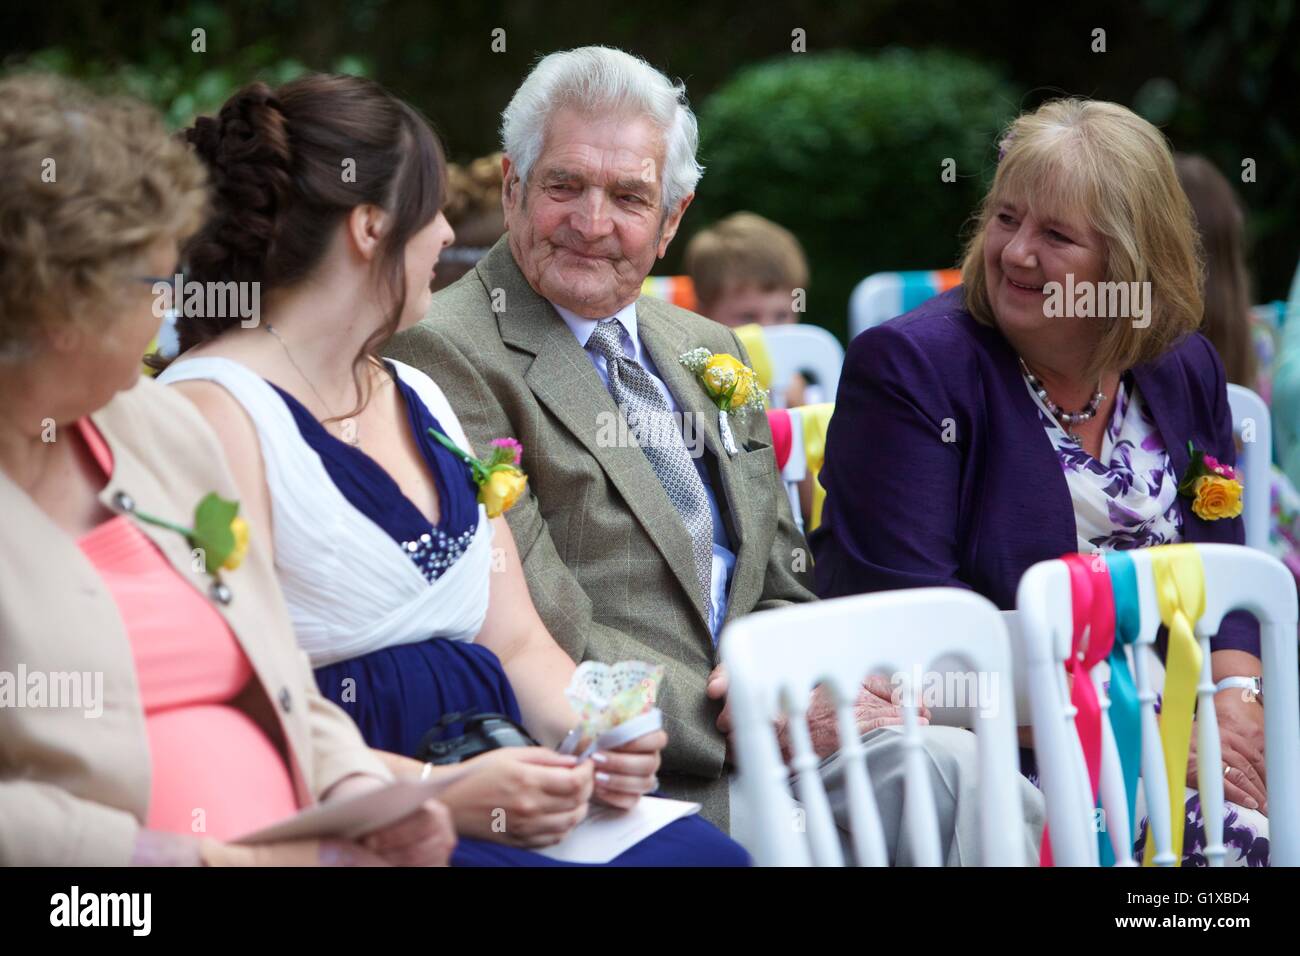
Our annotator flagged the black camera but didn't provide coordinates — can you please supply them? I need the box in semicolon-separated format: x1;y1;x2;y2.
415;710;540;765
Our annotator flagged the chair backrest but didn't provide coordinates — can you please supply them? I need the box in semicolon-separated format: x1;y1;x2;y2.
848;269;961;339
1016;543;1299;866
760;324;844;408
640;275;698;313
721;587;1026;866
1225;383;1272;550
1015;559;1136;866
1251;300;1286;331
765;408;807;534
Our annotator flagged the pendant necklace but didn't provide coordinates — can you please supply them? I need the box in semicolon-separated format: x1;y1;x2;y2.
265;323;361;447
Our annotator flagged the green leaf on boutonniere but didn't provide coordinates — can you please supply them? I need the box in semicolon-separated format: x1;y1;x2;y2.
192;492;239;574
1177;441;1210;497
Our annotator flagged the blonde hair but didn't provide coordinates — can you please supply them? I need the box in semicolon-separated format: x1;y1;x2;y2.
685;212;809;309
960;98;1203;377
0;72;208;359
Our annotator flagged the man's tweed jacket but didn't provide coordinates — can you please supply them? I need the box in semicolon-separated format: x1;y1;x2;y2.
388;237;815;827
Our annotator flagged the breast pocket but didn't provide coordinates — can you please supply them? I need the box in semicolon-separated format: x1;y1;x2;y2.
734;440;778;481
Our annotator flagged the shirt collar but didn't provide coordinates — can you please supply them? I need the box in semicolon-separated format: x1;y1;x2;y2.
552;299;640;359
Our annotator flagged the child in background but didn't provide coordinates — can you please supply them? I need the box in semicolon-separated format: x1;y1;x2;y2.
685;212;808;328
685;212;814;405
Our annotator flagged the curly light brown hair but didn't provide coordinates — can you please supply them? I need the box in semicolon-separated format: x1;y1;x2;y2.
0;72;208;360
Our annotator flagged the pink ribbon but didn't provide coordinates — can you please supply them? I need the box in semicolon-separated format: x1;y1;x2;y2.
765;408;793;472
1041;553;1116;866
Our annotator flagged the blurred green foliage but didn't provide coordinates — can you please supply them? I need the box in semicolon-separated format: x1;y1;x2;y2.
16;3;369;128
694;50;1016;340
3;0;1296;335
1137;0;1300;314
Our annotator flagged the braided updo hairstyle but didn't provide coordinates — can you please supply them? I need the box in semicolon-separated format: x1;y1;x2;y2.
173;73;447;414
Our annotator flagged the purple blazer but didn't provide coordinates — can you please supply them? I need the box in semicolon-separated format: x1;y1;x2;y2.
811;287;1259;656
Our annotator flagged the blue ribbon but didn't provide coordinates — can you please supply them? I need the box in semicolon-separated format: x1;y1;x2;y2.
1101;551;1143;865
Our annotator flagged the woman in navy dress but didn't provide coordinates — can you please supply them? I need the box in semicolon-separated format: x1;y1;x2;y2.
159;73;747;866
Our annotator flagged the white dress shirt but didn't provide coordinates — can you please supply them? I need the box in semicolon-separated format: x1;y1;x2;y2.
552;299;736;638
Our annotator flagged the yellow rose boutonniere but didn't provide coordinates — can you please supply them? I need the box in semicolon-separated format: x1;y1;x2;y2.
1191;474;1244;521
481;468;529;517
428;430;528;519
679;347;766;455
679;348;766;417
1177;443;1244;521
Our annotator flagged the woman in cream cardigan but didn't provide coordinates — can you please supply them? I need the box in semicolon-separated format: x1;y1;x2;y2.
0;73;453;867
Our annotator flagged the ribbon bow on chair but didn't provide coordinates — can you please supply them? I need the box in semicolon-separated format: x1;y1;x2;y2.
1101;551;1143;866
1041;553;1116;865
732;323;775;393
1141;544;1206;867
796;403;835;531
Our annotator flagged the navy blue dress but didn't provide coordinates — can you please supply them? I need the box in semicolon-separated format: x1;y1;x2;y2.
274;364;749;867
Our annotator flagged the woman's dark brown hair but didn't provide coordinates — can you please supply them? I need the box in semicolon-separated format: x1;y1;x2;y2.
166;73;447;417
1175;153;1258;388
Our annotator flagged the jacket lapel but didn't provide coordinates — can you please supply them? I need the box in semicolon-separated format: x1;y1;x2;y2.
980;318;1079;568
89;397;309;798
1131;358;1199;535
477;241;711;628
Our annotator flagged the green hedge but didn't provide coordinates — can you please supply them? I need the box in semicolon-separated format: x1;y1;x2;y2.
691;49;1017;341
13;3;369;130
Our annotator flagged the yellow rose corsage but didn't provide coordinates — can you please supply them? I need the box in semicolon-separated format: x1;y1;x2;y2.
428;429;528;518
1178;443;1244;521
133;492;249;576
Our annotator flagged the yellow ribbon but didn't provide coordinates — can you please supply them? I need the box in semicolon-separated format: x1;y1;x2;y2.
1142;544;1206;867
796;402;835;530
732;323;774;392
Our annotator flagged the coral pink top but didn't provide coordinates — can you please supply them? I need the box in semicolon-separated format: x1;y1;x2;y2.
76;418;298;840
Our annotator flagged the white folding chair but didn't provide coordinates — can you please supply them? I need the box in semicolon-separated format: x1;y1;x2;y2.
1016;559;1140;867
773;409;807;534
1225;383;1272;550
849;272;907;339
721;588;1026;866
761;325;843;408
847;269;962;339
1016;544;1299;866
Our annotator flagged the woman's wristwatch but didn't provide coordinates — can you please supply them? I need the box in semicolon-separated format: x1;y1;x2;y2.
1215;675;1262;704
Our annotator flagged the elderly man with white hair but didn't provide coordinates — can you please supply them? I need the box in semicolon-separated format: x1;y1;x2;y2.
389;45;1044;862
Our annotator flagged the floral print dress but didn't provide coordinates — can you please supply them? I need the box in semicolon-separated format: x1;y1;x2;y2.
1024;373;1269;866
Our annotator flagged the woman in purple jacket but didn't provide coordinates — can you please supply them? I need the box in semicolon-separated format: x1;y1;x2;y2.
813;99;1267;865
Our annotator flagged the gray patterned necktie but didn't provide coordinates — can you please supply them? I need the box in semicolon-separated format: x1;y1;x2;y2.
586;319;714;616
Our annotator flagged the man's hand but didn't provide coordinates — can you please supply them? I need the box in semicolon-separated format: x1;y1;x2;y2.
708;664;930;762
799;676;931;760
